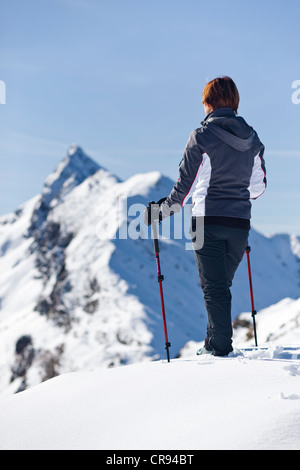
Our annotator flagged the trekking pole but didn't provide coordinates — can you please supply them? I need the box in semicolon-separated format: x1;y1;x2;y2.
151;220;171;362
246;245;258;347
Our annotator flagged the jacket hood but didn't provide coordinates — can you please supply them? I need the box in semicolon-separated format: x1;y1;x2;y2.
201;108;257;152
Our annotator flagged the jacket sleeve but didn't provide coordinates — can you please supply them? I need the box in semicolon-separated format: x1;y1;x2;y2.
160;130;203;218
248;147;267;199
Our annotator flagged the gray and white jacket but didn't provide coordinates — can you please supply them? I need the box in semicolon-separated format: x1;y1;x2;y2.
161;107;266;220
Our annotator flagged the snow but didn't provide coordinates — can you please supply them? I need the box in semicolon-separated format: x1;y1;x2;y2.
0;345;300;450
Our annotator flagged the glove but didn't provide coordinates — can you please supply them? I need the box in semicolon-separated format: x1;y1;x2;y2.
144;198;168;226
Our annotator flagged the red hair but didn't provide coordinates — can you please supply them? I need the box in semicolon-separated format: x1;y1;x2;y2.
202;76;240;113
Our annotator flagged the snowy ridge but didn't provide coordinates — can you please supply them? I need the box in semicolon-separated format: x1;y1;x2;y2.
0;346;300;450
234;297;300;345
0;145;300;398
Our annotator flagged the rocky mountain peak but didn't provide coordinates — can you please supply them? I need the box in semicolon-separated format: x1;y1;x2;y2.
29;145;101;235
42;145;101;208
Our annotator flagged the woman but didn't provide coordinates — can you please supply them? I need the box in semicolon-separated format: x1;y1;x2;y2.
146;76;266;357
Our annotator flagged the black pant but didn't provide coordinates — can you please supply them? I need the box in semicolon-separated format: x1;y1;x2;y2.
193;224;249;356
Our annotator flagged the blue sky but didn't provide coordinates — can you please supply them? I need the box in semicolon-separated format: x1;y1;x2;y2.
0;0;300;235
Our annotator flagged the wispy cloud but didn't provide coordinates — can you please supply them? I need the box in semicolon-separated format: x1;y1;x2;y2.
267;149;300;157
54;0;97;10
0;128;69;160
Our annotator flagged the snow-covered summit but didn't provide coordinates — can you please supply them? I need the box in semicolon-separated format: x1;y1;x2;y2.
28;144;105;250
38;144;101;210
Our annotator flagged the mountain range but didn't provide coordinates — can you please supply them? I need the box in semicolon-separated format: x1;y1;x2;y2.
1;145;300;395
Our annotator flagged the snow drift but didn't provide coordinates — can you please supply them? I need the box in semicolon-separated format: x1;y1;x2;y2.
0;346;300;450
